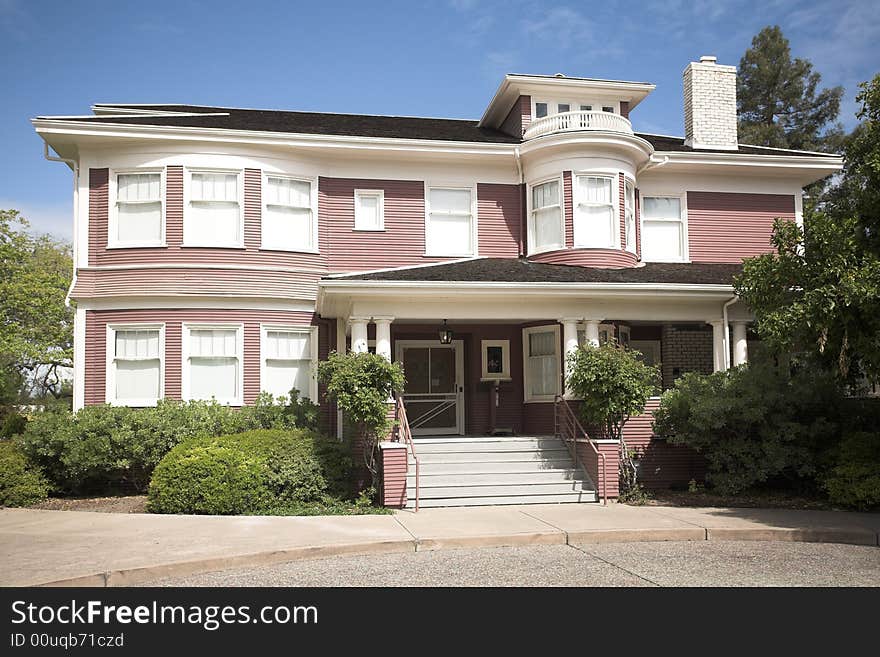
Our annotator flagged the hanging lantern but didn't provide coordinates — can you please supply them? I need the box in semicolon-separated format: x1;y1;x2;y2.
438;319;453;344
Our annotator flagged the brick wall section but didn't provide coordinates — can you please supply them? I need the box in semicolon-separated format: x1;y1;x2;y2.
683;60;738;149
660;325;714;389
379;444;408;508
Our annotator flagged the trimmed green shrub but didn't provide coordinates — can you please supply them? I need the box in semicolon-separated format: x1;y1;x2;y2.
147;429;352;515
18;393;320;495
0;440;50;507
823;431;880;510
653;358;842;495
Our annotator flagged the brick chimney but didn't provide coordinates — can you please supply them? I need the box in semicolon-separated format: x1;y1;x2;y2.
683;55;738;150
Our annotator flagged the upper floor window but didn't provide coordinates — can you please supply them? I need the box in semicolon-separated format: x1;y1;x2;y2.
263;175;315;251
530;179;563;253
642;196;686;262
354;189;384;231
425;187;474;256
260;326;318;402
624;180;636;253
106;325;164;406
573;175;615;248
602;106;614;113
183;324;243;406
558;103;570;113
185;170;242;247
535;102;548;118
110;171;163;247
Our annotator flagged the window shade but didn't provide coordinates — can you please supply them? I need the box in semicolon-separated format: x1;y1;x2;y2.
528;330;558;397
189;329;237;356
264;178;312;250
113;329;160;403
427;188;472;254
116;173;161;244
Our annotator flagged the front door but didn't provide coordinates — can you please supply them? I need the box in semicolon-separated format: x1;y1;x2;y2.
396;340;464;435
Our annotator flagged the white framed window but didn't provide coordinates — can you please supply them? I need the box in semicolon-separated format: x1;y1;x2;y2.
618;324;631;348
535;102;549;118
624;179;636;253
529;178;564;254
641;194;688;262
184;169;243;247
105;324;164;406
557;103;570;113
182;324;243;405
630;339;661;368
425;186;475;256
109;170;164;247
601;106;614;113
354;189;385;231
573;174;616;248
523;325;560;402
481;340;511;381
262;174;317;252
580;104;592;111
576;323;615;347
260;325;318;402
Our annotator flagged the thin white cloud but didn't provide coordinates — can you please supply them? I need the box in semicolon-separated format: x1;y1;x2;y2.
522;7;593;49
1;199;72;242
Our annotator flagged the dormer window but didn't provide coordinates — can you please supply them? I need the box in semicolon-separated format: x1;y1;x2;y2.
580;105;592;111
558;103;570;113
602;106;614;113
535;102;548;118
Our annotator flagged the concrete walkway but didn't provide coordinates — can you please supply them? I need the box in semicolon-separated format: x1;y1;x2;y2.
1;504;878;587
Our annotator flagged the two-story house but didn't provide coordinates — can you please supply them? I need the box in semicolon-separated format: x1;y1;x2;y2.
34;56;842;508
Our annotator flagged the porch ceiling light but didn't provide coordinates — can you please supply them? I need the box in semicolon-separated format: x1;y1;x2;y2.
439;319;453;345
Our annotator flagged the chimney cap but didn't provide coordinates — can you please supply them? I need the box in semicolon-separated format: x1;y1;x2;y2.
699;55;717;64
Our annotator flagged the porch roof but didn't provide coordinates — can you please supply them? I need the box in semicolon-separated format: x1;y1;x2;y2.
325;258;742;285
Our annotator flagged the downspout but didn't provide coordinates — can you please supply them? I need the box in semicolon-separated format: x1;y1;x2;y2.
43;143;79;309
515;145;525;257
722;295;738;370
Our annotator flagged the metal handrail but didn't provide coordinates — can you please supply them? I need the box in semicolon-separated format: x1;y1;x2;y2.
554;395;607;505
395;396;420;512
523;110;634;140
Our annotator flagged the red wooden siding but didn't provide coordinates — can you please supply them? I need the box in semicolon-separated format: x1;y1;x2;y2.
320;177;449;272
499;94;531;138
618;174;626;249
477;183;522;258
575;441;620;499
621;398;706;488
620;101;630;119
528;247;637;268
84;308;318;407
563;171;574;248
380;445;408;508
71;267;321;300
687;191;795;263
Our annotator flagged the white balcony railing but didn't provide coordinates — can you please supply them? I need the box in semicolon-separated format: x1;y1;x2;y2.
523;110;634;140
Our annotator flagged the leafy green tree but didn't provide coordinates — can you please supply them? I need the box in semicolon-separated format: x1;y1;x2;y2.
565;342;659;442
0;210;73;400
737;25;844;152
735;76;880;383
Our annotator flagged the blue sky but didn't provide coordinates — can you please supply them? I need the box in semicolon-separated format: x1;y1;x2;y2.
1;0;876;241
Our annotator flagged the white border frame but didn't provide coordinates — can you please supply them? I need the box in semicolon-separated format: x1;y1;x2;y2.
526;173;566;256
423;183;479;257
522;324;561;403
181;322;245;406
183;167;245;248
394;339;465;435
480;339;511;381
623;177;637;254
261;171;320;253
259;324;319;402
638;191;690;263
353;189;385;231
107;168;166;249
531;98;621;119
571;171;620;249
105;322;165;407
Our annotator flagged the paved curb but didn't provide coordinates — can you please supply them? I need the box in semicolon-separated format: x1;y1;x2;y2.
28;525;879;587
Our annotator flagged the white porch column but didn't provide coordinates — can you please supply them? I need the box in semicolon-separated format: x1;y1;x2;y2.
374;316;393;361
350;317;369;354
708;320;727;372
560;318;581;398
584;319;601;347
336;318;346;439
732;321;749;367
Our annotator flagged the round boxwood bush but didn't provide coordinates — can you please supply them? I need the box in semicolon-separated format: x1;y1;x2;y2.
147;429;351;515
0;440;51;507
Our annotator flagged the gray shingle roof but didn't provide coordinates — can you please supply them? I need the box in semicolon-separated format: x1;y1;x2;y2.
326;258;742;285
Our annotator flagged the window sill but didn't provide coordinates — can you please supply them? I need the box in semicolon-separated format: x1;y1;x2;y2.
352;228;386;233
523;397;558;403
424;252;477;258
571;244;619;250
106;242;166;250
108;399;160;407
526;245;565;257
480;376;512;383
259;247;320;255
182;244;247;250
641;257;690;264
184;397;243;406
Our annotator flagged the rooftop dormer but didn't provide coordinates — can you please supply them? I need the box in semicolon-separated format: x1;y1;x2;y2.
479;73;655;140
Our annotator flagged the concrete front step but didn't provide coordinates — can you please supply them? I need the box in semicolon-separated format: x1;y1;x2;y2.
404;459;576;474
414;492;597;507
412;437;563;453
408;469;587;486
414;448;571;464
407;481;593;499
